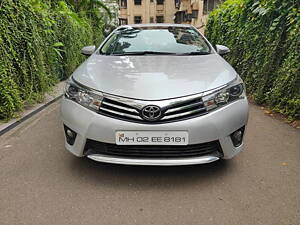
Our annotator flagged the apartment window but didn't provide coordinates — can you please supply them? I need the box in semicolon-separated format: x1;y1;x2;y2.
134;16;142;24
150;17;154;23
203;0;222;14
192;10;198;18
175;0;180;9
174;11;185;23
186;13;192;22
156;16;164;23
120;0;127;8
119;18;128;25
157;0;164;5
134;0;142;5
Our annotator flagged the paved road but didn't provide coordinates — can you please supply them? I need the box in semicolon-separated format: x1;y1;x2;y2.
0;101;299;225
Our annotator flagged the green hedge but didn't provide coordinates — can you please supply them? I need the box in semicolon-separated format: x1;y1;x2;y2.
0;0;104;120
206;0;300;120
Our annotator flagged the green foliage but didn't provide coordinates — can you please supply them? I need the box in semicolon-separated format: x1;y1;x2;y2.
65;0;112;17
206;0;300;120
0;0;108;119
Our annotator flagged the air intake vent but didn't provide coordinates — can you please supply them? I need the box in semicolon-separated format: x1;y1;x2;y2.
84;139;223;158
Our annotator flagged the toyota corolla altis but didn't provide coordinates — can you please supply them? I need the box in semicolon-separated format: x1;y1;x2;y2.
61;24;249;166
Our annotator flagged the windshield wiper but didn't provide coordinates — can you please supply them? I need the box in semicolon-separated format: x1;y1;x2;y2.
111;51;177;56
180;51;211;55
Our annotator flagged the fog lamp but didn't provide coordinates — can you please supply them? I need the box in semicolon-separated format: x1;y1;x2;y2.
66;129;75;138
64;125;77;145
230;127;245;147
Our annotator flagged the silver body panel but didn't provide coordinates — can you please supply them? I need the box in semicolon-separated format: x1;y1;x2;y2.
73;54;237;100
61;97;248;163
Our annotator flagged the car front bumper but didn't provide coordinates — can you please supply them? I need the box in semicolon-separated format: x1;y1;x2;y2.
61;97;249;166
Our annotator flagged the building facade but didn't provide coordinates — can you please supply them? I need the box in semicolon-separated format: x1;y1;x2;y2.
118;0;177;25
118;0;221;32
174;0;222;32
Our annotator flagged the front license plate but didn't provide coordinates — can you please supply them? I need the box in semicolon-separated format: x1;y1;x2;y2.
116;131;189;145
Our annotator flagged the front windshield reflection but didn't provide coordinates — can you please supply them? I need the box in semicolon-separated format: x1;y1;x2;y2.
100;27;211;55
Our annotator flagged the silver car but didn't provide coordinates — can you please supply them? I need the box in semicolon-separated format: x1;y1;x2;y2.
61;24;249;166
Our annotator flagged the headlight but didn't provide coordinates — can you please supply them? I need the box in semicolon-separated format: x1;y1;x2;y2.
64;78;103;112
203;78;245;111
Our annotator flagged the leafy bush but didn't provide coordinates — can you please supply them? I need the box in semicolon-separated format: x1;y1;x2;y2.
206;0;300;120
0;0;107;119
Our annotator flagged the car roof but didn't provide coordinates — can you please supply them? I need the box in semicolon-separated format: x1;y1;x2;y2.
117;23;193;29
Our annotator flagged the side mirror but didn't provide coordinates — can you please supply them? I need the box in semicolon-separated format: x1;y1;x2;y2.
215;45;230;55
104;28;111;37
81;45;96;56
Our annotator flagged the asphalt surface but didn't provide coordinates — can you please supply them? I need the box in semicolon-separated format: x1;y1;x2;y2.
0;101;299;225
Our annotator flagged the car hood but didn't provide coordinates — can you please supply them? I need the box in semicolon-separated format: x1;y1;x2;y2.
73;54;237;100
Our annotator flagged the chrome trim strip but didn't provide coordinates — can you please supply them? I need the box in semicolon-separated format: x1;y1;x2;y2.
100;108;142;120
166;101;204;114
102;92;205;110
87;154;220;166
163;108;206;120
102;101;138;114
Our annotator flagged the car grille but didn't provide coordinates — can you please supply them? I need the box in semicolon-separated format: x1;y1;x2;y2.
84;139;223;158
98;94;207;123
99;97;141;121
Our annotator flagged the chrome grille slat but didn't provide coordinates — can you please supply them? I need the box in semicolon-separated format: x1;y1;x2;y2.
102;101;138;114
100;108;142;120
165;101;204;114
163;108;206;120
98;94;207;123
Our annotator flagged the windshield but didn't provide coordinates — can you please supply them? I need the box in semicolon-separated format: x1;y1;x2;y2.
100;26;211;55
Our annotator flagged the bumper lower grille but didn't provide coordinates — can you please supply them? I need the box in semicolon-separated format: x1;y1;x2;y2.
98;94;207;123
84;140;223;159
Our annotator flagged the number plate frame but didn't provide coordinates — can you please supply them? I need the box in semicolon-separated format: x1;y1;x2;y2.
115;131;189;145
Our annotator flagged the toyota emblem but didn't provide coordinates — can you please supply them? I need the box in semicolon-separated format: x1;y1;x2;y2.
141;105;162;121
